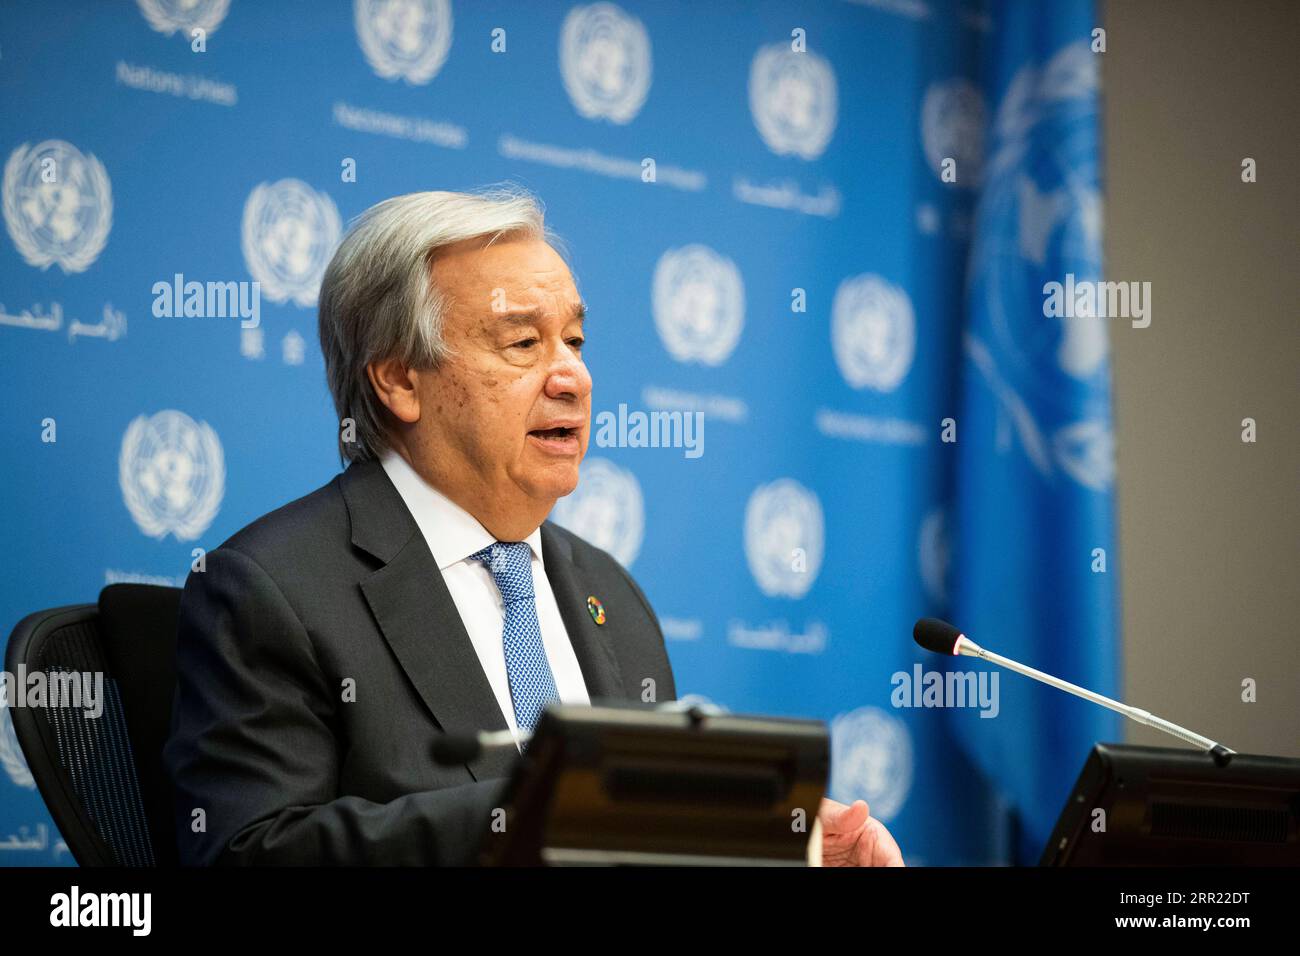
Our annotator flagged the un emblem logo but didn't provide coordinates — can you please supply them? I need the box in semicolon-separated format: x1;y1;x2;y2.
967;41;1113;490
831;274;916;392
921;78;987;186
829;706;913;822
241;179;342;307
136;0;231;35
744;479;824;599
354;0;453;85
559;2;652;125
652;244;744;366
3;140;112;274
1052;419;1115;491
748;44;838;160
119;410;225;542
550;457;645;568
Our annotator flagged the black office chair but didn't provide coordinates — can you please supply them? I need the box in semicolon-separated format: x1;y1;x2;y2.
4;584;182;866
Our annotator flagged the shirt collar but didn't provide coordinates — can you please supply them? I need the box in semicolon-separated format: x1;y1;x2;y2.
379;448;544;571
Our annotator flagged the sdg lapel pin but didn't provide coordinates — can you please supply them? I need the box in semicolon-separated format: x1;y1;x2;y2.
586;595;606;625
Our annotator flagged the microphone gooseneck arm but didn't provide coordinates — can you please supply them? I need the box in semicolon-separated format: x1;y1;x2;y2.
953;634;1235;755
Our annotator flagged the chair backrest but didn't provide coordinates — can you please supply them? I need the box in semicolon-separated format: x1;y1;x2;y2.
4;584;182;866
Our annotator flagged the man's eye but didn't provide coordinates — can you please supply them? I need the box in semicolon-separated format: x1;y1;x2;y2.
511;339;538;349
569;338;585;350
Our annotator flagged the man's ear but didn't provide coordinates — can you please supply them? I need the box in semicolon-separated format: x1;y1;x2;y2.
366;357;421;425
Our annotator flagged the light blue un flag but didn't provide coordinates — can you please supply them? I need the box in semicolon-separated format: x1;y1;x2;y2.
953;1;1121;864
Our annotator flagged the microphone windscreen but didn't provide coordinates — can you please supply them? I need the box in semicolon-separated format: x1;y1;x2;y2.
913;617;963;655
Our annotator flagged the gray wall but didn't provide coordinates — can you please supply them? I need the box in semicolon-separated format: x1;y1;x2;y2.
1103;0;1298;756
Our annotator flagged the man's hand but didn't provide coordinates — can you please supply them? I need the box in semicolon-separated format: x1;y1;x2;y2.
816;797;905;867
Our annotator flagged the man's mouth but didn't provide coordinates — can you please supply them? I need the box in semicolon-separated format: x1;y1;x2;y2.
527;424;581;454
529;426;577;440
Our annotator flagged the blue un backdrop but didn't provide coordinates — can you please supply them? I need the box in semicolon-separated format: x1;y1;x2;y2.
0;0;1117;865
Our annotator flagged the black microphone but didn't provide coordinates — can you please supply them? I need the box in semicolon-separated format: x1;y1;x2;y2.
913;617;964;656
912;617;1234;758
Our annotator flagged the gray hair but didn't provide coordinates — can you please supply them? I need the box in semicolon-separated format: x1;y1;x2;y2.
318;186;548;463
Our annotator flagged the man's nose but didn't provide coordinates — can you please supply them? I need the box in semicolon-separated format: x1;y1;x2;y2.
545;343;592;400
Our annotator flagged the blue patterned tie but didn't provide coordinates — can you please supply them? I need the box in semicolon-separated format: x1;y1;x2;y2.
470;541;561;739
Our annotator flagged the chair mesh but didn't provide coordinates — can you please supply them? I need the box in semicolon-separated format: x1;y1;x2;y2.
35;619;156;866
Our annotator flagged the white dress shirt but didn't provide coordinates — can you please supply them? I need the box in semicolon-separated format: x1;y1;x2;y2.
379;449;590;749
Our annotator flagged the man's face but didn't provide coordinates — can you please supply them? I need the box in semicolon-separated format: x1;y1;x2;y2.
413;234;591;516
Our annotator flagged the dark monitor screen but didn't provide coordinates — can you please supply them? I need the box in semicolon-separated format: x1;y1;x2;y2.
1041;743;1300;866
477;702;829;866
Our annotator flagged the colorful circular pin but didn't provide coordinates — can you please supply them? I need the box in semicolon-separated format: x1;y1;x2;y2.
586;595;606;625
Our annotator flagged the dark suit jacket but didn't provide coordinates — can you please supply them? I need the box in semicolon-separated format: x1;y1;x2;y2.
162;458;676;865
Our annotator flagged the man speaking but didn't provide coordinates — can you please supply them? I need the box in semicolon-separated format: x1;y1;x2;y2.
163;187;902;867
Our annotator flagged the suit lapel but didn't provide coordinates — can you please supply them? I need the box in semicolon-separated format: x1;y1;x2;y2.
342;460;516;782
541;522;627;701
